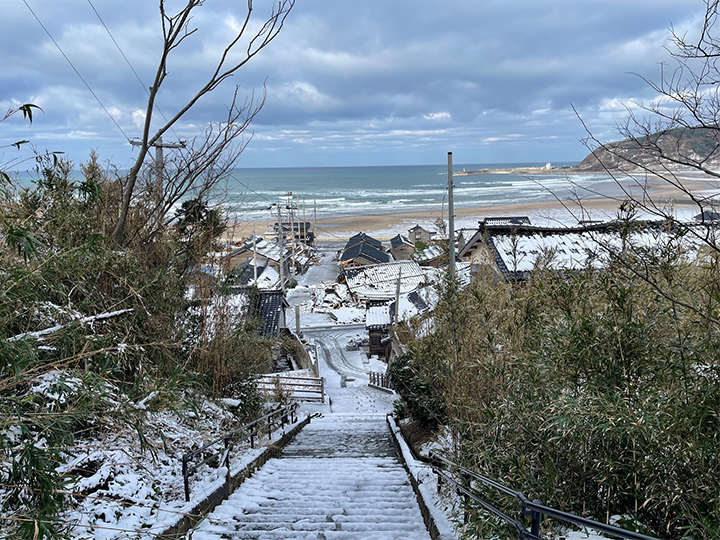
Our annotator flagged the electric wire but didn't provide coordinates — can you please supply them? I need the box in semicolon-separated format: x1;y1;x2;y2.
86;0;183;142
22;0;131;143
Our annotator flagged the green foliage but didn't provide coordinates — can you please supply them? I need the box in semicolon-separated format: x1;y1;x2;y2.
389;352;447;428
0;153;271;537
397;250;720;538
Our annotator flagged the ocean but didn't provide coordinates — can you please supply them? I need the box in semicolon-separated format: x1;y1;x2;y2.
12;161;627;223
221;162;621;223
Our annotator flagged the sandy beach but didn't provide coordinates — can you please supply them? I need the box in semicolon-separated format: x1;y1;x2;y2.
221;171;720;243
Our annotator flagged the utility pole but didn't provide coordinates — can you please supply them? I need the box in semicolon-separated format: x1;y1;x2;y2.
277;205;285;292
394;267;402;323
129;136;185;189
289;192;296;278
302;197;307;243
448;152;456;279
313;199;318;247
252;223;257;285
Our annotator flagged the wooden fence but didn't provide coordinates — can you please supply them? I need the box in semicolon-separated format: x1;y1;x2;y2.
368;371;394;391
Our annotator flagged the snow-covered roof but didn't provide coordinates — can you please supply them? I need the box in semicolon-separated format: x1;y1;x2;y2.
484;223;709;280
366;304;392;329
228;235;286;263
482;216;531;227
414;244;445;263
344;261;426;301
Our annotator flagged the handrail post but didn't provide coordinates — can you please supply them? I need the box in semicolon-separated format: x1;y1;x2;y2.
224;437;232;487
461;471;470;524
530;505;541;538
182;455;190;502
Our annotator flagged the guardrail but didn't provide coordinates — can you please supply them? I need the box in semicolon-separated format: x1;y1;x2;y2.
181;403;299;502
429;451;658;540
369;371;394;390
257;375;325;403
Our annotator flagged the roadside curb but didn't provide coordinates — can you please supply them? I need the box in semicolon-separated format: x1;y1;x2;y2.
158;414;313;539
387;415;457;540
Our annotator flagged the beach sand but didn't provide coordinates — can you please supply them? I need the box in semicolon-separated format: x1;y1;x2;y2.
221;172;720;243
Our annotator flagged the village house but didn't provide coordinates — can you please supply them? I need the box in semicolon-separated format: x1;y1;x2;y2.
365;301;393;358
389;234;415;260
458;219;708;281
364;288;434;360
408;224;431;245
339;232;390;267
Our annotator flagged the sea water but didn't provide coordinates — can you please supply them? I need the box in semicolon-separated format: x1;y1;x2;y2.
222;162;622;223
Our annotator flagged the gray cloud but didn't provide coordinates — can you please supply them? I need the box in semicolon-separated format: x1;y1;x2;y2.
0;0;707;169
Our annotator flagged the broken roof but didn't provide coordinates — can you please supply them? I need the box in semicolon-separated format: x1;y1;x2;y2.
414;244;445;263
344;260;426;301
227;235;285;263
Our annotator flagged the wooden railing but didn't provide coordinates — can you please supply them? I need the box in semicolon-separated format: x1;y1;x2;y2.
258;375;325;403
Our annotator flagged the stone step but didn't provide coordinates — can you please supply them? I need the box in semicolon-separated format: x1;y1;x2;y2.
191;414;431;540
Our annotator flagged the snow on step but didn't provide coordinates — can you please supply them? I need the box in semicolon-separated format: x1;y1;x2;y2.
192;414;431;540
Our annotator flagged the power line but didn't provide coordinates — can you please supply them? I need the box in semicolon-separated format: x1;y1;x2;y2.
22;0;130;142
86;0;182;141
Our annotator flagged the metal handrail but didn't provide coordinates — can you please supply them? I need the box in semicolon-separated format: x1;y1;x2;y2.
429;451;658;540
181;402;299;502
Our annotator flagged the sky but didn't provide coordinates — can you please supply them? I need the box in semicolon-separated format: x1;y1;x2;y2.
0;0;709;170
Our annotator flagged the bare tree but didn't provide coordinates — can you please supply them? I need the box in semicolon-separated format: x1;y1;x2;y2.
125;88;263;245
112;0;295;246
578;0;720;230
564;0;720;328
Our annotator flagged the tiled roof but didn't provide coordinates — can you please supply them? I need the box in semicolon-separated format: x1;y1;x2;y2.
482;216;531;227
255;290;287;337
228;235;286;263
340;242;390;265
345;232;382;250
478;222;709;280
390;234;413;250
344;260;426;300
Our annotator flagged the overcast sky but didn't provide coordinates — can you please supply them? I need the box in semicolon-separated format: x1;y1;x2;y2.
0;0;707;169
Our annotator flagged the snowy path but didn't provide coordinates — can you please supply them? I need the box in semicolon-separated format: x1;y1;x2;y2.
191;414;431;539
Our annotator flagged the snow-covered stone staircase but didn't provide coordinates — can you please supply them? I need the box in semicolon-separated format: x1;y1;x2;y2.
191;414;431;539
